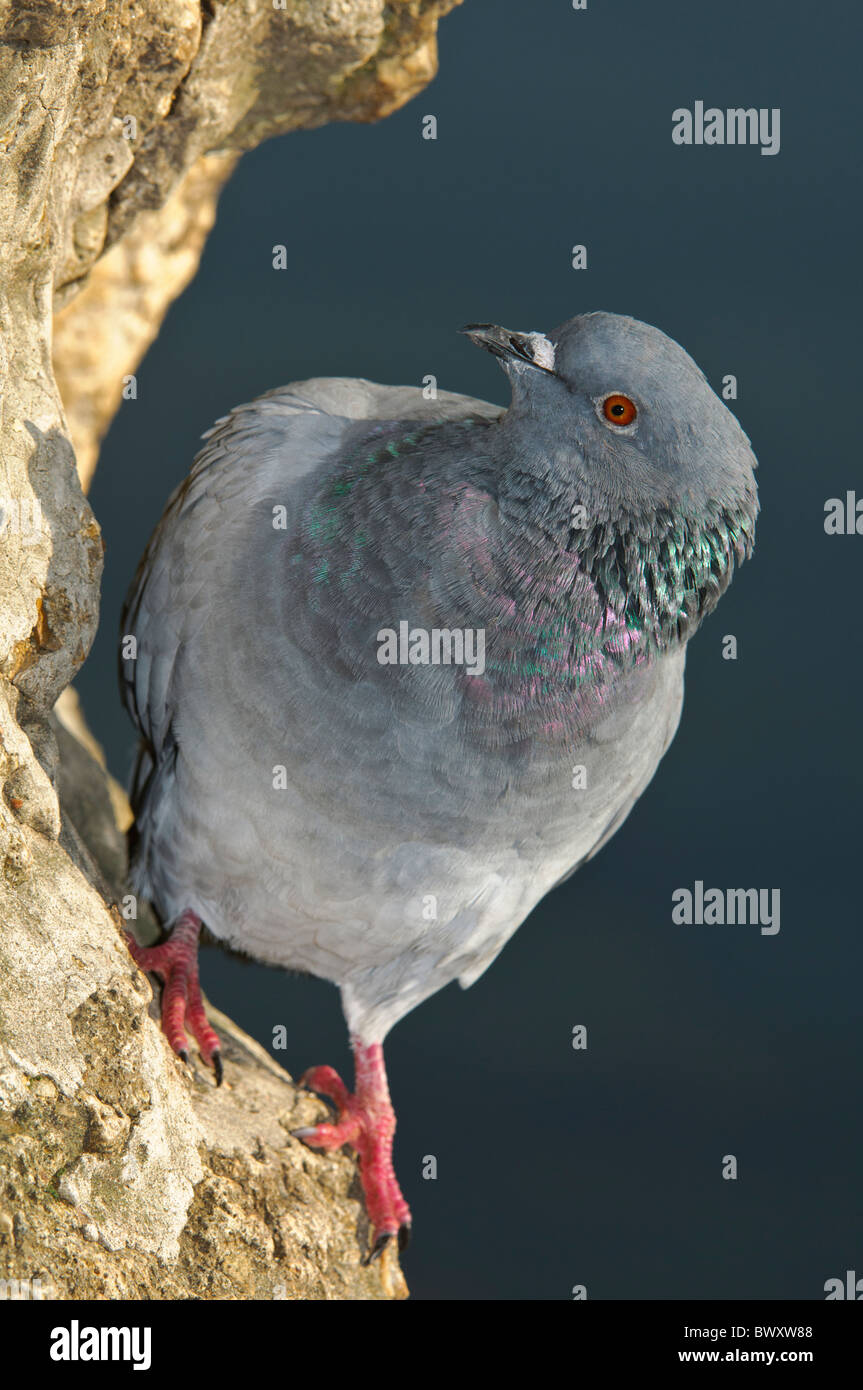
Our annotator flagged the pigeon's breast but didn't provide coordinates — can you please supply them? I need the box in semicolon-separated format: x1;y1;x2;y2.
139;562;685;1012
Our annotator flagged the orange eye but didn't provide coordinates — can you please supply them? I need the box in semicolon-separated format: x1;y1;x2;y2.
602;393;637;426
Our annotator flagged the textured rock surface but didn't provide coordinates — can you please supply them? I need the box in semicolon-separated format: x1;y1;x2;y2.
0;0;459;1300
45;0;459;488
53;151;239;490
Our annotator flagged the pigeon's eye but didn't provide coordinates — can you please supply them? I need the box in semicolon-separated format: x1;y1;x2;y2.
602;393;637;427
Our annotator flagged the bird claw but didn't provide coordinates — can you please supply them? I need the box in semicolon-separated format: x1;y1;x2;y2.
125;911;223;1083
363;1231;392;1265
294;1046;411;1259
361;1224;411;1265
301;1064;351;1111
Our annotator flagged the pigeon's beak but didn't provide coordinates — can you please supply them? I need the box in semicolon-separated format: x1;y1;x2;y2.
460;323;557;375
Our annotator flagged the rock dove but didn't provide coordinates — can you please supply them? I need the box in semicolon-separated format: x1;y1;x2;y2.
119;311;758;1258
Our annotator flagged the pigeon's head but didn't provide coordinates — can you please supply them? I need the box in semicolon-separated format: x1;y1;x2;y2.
461;311;758;531
462;311;758;643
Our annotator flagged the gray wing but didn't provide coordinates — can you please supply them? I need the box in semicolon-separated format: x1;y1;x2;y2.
119;377;501;816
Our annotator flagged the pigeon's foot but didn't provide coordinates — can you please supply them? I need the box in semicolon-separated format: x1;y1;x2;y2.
125;908;222;1084
295;1039;410;1259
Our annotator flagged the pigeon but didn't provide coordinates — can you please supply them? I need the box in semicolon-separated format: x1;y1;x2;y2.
119;311;758;1258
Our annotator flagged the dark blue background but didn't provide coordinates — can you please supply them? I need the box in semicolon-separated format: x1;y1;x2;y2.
79;0;862;1299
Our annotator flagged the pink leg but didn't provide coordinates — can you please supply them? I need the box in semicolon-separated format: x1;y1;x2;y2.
294;1037;410;1260
125;909;222;1084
